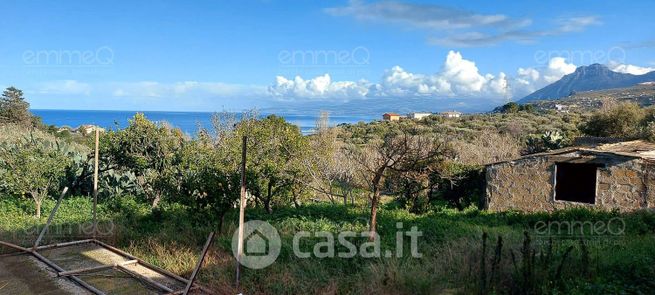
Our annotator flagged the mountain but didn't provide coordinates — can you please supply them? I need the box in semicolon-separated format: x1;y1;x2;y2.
262;96;495;116
519;64;655;102
527;84;655;113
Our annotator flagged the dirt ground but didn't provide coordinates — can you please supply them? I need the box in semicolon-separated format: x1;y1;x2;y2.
0;242;190;295
0;253;86;295
41;243;185;294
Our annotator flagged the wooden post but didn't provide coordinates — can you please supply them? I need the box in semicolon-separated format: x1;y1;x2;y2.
235;136;247;289
93;128;99;239
182;232;215;295
33;187;68;250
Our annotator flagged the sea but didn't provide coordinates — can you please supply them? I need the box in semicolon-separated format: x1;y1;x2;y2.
31;109;378;135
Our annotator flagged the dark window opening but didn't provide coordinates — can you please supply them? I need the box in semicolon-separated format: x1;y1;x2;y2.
554;162;597;204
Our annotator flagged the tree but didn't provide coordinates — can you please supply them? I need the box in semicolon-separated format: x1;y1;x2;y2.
427;162;485;210
348;127;449;239
0;87;31;126
172;139;240;231
0;135;70;217
101;113;184;207
495;102;535;114
227;115;308;213
303;112;356;205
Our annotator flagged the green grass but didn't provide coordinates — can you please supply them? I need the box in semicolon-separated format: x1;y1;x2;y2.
1;196;654;294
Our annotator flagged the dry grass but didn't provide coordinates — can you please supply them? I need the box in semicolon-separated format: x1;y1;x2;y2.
0;124;90;152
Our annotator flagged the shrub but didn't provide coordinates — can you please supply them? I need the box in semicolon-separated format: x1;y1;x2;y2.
580;102;645;139
0;134;71;217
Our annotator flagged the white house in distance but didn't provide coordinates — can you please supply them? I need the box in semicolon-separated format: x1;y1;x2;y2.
383;111;463;121
408;112;432;120
441;111;462;118
554;104;569;112
76;124;106;135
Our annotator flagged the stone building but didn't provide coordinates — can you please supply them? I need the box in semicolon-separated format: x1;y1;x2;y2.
485;140;655;212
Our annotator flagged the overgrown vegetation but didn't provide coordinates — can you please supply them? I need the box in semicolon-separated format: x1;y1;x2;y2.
1;197;654;294
2;86;655;294
580;102;655;140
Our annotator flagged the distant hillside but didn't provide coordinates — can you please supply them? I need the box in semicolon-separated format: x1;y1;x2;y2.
528;84;655;112
519;64;655;102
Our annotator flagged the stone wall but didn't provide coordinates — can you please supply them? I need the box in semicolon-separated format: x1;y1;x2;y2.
485;153;655;212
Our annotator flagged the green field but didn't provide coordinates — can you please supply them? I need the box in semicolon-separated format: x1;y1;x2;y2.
2;196;654;294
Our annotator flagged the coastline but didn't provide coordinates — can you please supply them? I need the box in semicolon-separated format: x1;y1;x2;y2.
31;109;379;135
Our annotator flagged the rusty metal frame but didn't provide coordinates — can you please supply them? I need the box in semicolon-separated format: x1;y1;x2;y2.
0;186;217;295
32;250;107;295
182;232;215;295
58;259;138;276
33;187;69;251
117;264;175;293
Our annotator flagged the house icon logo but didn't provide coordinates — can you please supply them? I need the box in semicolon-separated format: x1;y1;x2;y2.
245;231;268;256
232;220;281;269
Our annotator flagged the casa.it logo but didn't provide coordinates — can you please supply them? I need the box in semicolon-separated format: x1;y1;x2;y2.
231;220;281;269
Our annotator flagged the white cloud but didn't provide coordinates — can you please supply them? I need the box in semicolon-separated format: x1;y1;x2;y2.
268;74;370;100
555;16;602;33
325;0;528;30
507;58;577;97
327;1;600;47
543;57;577;83
486;72;509;95
271;51;512;100
31;52;653;108
517;67;540;82
441;51;487;92
429;31;538;47
431;16;601;47
375;66;450;96
608;61;655;75
38;80;92;95
111;81;266;98
268;51;590;101
112;81;161;97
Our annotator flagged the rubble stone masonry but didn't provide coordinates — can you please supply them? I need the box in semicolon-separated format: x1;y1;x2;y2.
485;153;655;212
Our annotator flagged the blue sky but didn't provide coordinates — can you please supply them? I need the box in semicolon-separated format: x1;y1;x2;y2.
0;0;653;113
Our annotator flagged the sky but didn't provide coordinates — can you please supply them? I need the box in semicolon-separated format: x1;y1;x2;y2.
0;0;653;113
